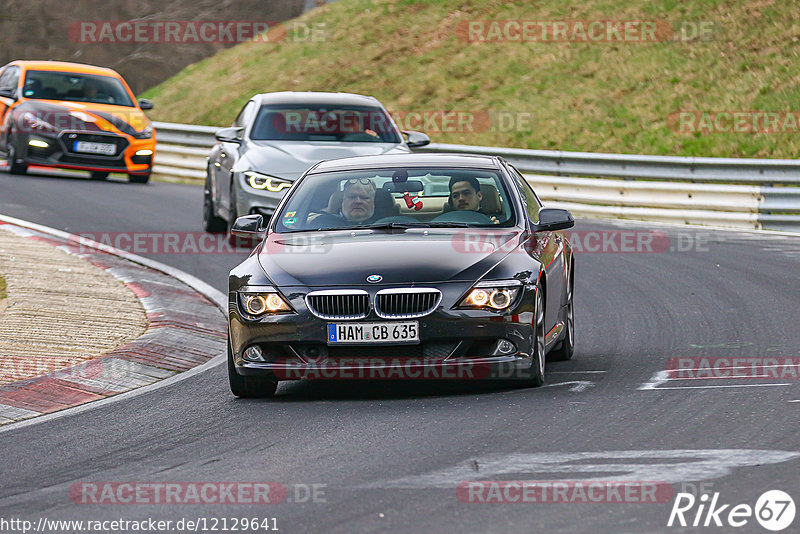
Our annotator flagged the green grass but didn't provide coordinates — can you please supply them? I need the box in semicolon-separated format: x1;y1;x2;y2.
143;0;800;158
0;275;6;301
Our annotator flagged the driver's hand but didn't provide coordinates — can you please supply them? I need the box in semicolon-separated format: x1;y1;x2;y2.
491;216;500;224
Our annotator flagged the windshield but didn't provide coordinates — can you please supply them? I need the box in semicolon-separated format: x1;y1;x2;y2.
250;104;402;143
23;70;134;107
274;167;517;233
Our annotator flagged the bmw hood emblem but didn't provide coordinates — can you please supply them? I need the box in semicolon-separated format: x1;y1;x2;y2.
367;274;382;283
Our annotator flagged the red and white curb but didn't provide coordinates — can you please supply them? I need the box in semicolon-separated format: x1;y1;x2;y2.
0;216;227;427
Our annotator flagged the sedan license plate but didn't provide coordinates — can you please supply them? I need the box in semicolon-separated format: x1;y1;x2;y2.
73;141;116;155
328;322;419;344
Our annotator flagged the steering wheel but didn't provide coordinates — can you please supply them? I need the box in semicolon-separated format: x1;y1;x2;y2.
341;132;381;142
432;210;494;224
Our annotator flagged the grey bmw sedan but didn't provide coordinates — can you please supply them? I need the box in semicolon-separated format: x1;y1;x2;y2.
203;91;429;235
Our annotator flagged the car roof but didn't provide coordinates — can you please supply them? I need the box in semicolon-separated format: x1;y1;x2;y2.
252;91;383;107
311;153;503;173
8;60;121;77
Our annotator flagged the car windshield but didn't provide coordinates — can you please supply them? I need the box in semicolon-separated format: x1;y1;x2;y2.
250;104;402;143
22;71;134;107
274;167;517;233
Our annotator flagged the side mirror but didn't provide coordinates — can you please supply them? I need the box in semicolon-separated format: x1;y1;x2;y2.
138;98;154;110
231;214;266;239
0;88;17;100
216;126;244;144
402;130;430;148
533;208;574;232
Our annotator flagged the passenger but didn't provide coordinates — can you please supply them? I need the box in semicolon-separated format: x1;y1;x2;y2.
341;178;376;222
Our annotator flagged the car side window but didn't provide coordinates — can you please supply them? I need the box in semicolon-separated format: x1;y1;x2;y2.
0;66;20;92
233;101;256;128
508;165;541;223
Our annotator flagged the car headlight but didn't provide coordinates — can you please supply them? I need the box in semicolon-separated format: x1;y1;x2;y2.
133;124;153;139
22;112;56;132
239;289;293;317
244;171;292;192
458;280;522;311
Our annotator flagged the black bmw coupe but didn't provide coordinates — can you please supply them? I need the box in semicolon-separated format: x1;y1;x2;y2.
227;153;575;397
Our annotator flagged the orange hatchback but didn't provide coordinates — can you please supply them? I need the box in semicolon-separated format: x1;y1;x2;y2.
0;61;155;183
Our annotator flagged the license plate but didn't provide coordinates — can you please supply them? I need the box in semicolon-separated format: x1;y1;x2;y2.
73;141;116;155
328;322;419;344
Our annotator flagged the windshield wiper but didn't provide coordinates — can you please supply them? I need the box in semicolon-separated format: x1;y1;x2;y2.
357;222;473;230
420;222;473;228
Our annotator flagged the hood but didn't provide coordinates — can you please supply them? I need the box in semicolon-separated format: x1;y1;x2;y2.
235;141;410;181
17;99;150;133
258;229;523;287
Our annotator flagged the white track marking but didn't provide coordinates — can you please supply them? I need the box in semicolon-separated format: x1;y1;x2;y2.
361;449;800;489
638;370;671;390
648;384;790;390
549;370;607;374
542;380;594;392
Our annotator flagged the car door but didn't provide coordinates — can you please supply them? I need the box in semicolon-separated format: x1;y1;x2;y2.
0;65;21;152
216;100;256;216
508;164;566;334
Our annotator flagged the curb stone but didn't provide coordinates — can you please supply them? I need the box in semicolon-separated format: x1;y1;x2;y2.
0;220;227;425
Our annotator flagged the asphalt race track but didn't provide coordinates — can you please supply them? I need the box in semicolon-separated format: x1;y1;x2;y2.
1;169;799;533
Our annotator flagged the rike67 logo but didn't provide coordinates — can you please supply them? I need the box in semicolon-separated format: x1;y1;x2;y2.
668;490;795;531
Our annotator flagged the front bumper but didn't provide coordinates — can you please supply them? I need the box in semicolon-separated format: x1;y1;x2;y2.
20;130;154;174
229;289;538;381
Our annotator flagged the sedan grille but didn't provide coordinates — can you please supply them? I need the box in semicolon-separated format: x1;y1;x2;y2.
375;288;442;319
306;290;369;320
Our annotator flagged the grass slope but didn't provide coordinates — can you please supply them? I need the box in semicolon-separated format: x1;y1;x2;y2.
144;0;800;158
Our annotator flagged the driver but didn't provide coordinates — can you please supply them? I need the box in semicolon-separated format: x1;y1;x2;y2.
449;176;482;211
341;178;376;222
84;79;111;103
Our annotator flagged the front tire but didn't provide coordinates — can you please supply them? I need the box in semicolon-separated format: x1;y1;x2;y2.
549;265;575;361
518;284;546;387
129;172;150;184
203;173;227;233
226;184;240;245
228;343;278;398
7;142;28;175
91;171;109;181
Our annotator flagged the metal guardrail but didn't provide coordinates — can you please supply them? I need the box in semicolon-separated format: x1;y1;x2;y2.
151;121;800;232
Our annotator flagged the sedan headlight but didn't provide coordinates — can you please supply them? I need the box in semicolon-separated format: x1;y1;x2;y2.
458;280;522;311
239;289;293;317
244;171;292;192
133;124;153;139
